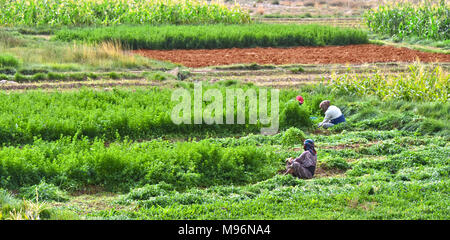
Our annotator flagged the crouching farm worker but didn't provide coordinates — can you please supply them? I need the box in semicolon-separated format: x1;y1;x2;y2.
318;100;345;129
285;139;317;179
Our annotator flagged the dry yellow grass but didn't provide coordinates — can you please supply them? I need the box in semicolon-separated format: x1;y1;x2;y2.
5;200;50;220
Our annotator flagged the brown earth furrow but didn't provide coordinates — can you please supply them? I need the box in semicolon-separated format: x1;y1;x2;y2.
133;44;450;68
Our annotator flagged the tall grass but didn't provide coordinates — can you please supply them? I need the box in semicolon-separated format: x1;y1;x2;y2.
364;0;449;40
0;33;172;70
54;24;369;49
0;54;19;67
0;0;251;26
328;64;449;103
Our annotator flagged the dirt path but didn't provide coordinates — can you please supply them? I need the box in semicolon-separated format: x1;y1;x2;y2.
254;17;365;28
133;44;450;68
0;79;162;91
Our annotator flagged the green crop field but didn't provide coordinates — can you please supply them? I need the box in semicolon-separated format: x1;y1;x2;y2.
0;0;250;26
0;0;448;222
54;24;369;49
364;1;449;41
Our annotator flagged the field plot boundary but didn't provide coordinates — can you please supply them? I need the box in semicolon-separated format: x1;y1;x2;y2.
253;17;365;28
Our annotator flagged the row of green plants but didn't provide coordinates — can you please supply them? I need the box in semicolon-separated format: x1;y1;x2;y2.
0;80;447;145
328;65;449;103
0;0;251;26
53;24;369;50
0;83;321;145
0;136;286;191
0;69;174;82
1;128;445;193
364;1;449;41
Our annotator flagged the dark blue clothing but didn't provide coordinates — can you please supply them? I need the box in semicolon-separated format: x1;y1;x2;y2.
330;114;346;125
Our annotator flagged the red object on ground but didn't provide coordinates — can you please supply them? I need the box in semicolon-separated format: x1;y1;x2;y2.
132;44;450;68
296;95;304;104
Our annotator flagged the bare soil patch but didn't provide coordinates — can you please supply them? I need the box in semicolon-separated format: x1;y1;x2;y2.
133;44;450;68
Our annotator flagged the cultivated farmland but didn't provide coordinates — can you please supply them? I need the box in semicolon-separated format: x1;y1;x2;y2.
0;0;448;221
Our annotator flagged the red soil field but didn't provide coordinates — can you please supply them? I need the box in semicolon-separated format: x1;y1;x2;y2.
132;44;450;68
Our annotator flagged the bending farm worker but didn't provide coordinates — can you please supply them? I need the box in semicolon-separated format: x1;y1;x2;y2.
296;95;304;106
318;100;345;129
284;139;317;179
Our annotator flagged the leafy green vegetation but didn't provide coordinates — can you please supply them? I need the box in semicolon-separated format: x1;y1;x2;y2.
0;77;447;146
0;54;19;67
0;0;251;26
19;181;69;202
280;100;313;130
0;81;448;219
0;137;284;191
329;64;449;103
54;24;369;50
0;0;448;222
365;1;449;41
281;127;306;147
0;83;310;145
97;133;448;220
